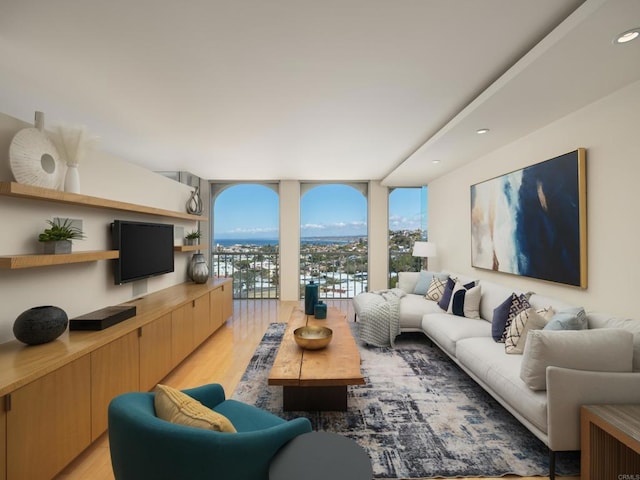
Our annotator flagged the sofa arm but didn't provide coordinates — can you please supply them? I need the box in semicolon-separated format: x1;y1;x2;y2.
546;366;640;451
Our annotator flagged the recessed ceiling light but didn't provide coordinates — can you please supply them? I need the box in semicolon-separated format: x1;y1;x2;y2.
614;28;640;44
476;128;490;135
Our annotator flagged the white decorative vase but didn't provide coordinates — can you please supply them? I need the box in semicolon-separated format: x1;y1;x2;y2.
64;165;80;193
9;111;64;189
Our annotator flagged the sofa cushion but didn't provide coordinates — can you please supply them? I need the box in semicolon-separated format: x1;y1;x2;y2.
447;272;479;286
397;271;420;294
527;293;575;313
544;307;587;331
479;280;523;323
520;329;635;391
421;313;491;357
399;294;443;330
587;313;640;371
447;282;481;319
455;337;548;435
504;307;555;355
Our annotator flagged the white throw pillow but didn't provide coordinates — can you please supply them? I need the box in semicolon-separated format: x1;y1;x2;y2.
447;281;481;319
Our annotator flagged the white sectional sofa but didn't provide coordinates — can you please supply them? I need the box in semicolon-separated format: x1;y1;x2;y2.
353;271;640;479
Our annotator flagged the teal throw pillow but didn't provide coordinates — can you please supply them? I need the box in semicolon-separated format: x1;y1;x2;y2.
413;271;434;295
413;271;447;295
544;307;587;330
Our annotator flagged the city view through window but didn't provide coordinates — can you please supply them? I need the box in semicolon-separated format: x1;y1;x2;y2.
211;184;427;299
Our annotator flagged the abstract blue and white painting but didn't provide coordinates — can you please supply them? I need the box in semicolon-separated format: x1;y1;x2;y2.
471;149;586;288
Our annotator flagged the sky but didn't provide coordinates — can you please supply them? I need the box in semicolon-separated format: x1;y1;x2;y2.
213;183;426;239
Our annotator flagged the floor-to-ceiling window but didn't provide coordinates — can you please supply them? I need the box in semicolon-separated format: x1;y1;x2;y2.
300;183;368;299
211;183;279;299
388;186;428;287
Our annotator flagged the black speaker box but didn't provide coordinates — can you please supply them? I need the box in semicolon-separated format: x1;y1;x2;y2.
69;305;136;331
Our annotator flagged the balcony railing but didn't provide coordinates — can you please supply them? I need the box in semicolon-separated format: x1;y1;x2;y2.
212;247;419;299
212;251;280;299
299;249;368;300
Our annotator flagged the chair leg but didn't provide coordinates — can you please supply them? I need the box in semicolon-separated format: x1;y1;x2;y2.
549;449;555;480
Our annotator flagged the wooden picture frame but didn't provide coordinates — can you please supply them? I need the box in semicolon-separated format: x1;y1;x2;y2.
470;148;587;288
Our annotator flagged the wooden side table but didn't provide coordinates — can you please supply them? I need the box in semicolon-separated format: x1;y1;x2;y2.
581;404;640;480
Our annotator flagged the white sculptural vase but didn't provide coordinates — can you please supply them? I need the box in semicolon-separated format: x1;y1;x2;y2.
64;164;80;193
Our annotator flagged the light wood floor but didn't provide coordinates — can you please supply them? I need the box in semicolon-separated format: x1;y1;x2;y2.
56;299;578;480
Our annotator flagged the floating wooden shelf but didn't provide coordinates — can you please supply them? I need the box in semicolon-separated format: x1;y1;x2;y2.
0;181;206;221
0;250;120;269
174;244;205;252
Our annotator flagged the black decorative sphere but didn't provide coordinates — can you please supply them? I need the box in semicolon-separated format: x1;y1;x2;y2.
13;306;68;345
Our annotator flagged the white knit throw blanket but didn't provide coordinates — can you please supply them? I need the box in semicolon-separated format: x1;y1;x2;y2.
357;288;405;347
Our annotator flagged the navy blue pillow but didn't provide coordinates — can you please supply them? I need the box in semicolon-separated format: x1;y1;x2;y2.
492;294;515;341
437;277;456;310
500;294;531;342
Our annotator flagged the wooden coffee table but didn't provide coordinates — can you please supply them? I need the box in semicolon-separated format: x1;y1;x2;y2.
268;306;365;411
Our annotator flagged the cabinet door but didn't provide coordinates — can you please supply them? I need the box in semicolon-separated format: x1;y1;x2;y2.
139;313;173;392
171;303;195;366
90;331;140;441
1;397;5;480
210;287;223;332
221;281;233;323
193;294;212;346
7;356;91;480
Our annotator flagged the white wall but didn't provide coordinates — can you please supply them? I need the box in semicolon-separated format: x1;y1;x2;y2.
0;112;199;343
428;80;640;318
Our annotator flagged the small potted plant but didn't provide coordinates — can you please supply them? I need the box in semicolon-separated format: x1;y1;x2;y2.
185;230;201;246
38;218;85;254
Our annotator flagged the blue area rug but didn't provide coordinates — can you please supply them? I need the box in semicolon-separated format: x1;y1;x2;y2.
232;322;580;479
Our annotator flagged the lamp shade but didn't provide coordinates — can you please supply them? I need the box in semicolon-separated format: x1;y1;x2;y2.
412;241;437;258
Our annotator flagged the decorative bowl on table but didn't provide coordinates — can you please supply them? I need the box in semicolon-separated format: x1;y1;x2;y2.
293;325;333;350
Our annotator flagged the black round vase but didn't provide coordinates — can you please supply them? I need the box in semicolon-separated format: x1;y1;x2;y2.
13;306;68;345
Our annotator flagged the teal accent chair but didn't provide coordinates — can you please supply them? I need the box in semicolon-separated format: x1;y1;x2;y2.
108;383;312;480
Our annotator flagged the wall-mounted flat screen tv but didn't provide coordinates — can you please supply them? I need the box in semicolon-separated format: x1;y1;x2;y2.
112;220;174;285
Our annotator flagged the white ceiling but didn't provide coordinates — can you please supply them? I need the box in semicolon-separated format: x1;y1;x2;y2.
1;0;638;186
